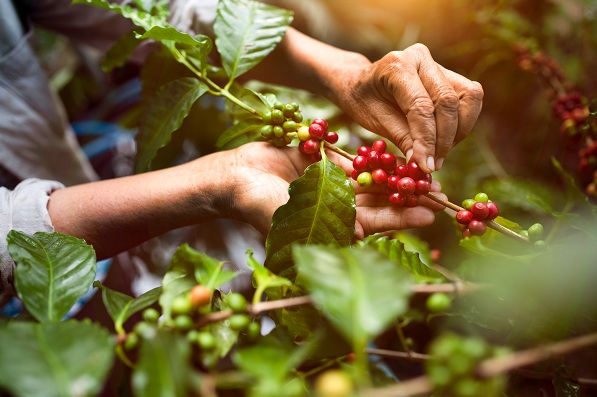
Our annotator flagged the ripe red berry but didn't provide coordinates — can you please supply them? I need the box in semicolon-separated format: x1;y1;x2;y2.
380;153;397;172
405;195;419;207
312;118;328;132
397;177;416;195
309;123;325;139
371;168;388;184
311;151;322;162
351;169;359;181
357;146;371;157
468;219;487;236
303;139;320;155
387;175;400;191
408;162;426;180
372;140;387;154
389;192;406;207
395;164;409;178
462;228;472;238
324;131;339;144
456;210;473;225
353;156;369;172
486;202;500;220
471;202;489;220
367;151;382;169
415;179;431;195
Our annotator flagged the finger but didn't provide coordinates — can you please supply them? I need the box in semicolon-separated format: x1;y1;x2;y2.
356;206;436;236
439;65;484;146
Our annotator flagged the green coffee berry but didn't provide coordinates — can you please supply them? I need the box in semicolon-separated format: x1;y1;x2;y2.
528;223;544;241
462;199;475;210
196;332;216;350
227;293;248;313
260;125;274;139
143;308;160;323
229;314;250;331
174;314;194;331
474;192;489;203
171;295;192;315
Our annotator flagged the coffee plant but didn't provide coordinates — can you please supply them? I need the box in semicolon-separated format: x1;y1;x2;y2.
1;1;596;396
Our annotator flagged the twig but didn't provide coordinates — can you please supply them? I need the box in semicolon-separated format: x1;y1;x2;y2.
324;141;355;160
365;348;431;362
411;281;486;296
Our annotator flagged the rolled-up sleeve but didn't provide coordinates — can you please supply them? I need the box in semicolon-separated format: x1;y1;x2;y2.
0;179;64;303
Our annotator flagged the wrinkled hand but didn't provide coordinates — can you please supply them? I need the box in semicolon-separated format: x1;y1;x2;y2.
229;142;445;238
334;43;484;173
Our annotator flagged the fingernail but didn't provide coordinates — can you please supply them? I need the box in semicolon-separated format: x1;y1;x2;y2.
406;149;413;163
436;157;445;170
426;156;435;172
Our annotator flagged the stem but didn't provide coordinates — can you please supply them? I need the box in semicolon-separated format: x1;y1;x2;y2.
365;347;430;362
324;141;355;160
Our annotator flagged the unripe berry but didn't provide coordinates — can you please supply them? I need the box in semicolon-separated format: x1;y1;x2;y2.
297;126;311;141
196;332;216;350
143;308;160;323
408;162;426;180
283;103;295;118
387;175;400;191
262;111;272;124
371;139;387;154
282;120;297;132
462;199;475;210
380;152;397;172
260;125;273;140
456;210;473;224
528;223;544;241
124;333;139;350
486;201;500;220
227;293;248;312
357;172;373;188
397;177;416;195
471;202;489;220
468;219;487;236
229;314;250;331
415;179;431;195
273;125;284;138
314;370;353;397
371;168;388;184
303;139;320;155
246;321;261;340
309;123;325;139
174;314;194;330
271;109;284;124
395;164;409;178
388;192;406;207
367;151;382;169
357;145;371;157
353;155;369;172
273;101;284;110
426;293;452;312
171;295;192;315
312;118;329;132
292;111;303;123
474;192;489;203
324;131;339;144
289;102;299;111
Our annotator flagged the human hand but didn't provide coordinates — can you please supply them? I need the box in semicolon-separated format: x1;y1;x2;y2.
229;142;445;238
331;43;484;173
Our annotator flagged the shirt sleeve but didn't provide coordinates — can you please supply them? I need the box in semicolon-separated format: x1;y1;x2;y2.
0;179;65;305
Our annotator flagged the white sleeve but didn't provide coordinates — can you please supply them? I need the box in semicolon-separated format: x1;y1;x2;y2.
0;179;65;304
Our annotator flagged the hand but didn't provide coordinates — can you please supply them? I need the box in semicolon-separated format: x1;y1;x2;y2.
229;142;445;238
333;43;484;173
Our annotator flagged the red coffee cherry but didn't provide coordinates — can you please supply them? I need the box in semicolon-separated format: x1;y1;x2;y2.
372;140;387;154
367;151;382;169
408;162;426;180
397;177;416;195
357;146;371;157
309;123;325;139
353;156;369;172
380;153;397;172
303;139;320;155
324;131;339;144
471;202;489;220
395;165;409;178
462;228;472;238
415;179;431;195
311;151;323;162
312;118;328;132
468;219;487;236
351;169;359;181
372;168;388;184
405;195;419;207
456;210;473;225
387;175;400;191
389;192;407;207
486;202;500;220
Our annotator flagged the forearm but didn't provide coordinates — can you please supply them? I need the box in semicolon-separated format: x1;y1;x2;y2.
47;153;231;260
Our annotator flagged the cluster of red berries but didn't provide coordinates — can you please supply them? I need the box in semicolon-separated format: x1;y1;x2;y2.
297;118;338;162
514;47;565;84
260;101;303;147
351;140;432;207
580;142;597;196
552;91;591;136
455;193;499;238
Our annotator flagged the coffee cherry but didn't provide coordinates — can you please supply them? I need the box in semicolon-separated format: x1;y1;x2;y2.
462;228;472;238
405;195;419;207
387;175;400;191
528;223;544;241
272;137;286;147
124;333;139;350
171;295;192;315
289;102;300;111
470;202;489;220
292;111;303;123
273;125;284;138
389;192;407;207
303;139;320;155
297;126;311;141
372;168;388;184
190;285;212;308
468;220;487;236
485;202;500;220
397;177;416;195
408;162;426;180
309;123;325;139
262;111;272;124
324;131;339;144
271;109;284;124
353;156;369;172
143;308;160;323
227;293;248;313
229;314;251;331
395;164;409;178
367;151;382;169
312;118;328;132
311;151;323;162
273;101;284;110
260;125;274;140
380;152;397;172
456;210;473;225
246;321;261;340
283;120;297;132
283;103;295;118
372;139;387;154
474;192;489;203
534;240;547;249
462;199;475;210
314;370;353;397
426;292;452;312
357;172;373;188
351;169;359;181
415;179;431;195
357;145;371;157
196;332;216;350
174;314;194;331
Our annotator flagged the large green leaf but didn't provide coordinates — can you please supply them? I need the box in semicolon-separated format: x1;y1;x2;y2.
0;320;114;397
136;26;207;47
135;77;207;172
132;329;192;397
265;155;356;280
93;281;162;334
214;0;293;82
8;231;96;322
215;118;263;148
102;29;142;72
72;0;166;31
293;245;412;344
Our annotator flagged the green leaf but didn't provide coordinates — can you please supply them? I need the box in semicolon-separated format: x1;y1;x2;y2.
0;320;114;397
136;26;206;47
72;0;166;31
357;234;445;284
265;155;356;280
135;77;208;172
294;245;412;344
93;281;162;334
102;29;142;72
132;329;192;397
214;0;293;81
216;118;263;148
8;231;96;322
246;250;293;295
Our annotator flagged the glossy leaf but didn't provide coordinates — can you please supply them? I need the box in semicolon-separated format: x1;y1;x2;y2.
0;320;114;397
132;329;192;397
135;77;207;172
93;281;162;334
102;29;142;72
265;154;356;280
246;250;293;295
216;118;263;148
358;234;445;283
136;25;207;47
214;0;293;81
72;0;166;30
294;245;412;344
8;231;96;322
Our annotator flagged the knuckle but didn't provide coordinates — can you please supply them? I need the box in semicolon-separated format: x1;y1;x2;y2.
435;88;459;112
407;43;430;56
408;96;435;118
466;81;485;101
